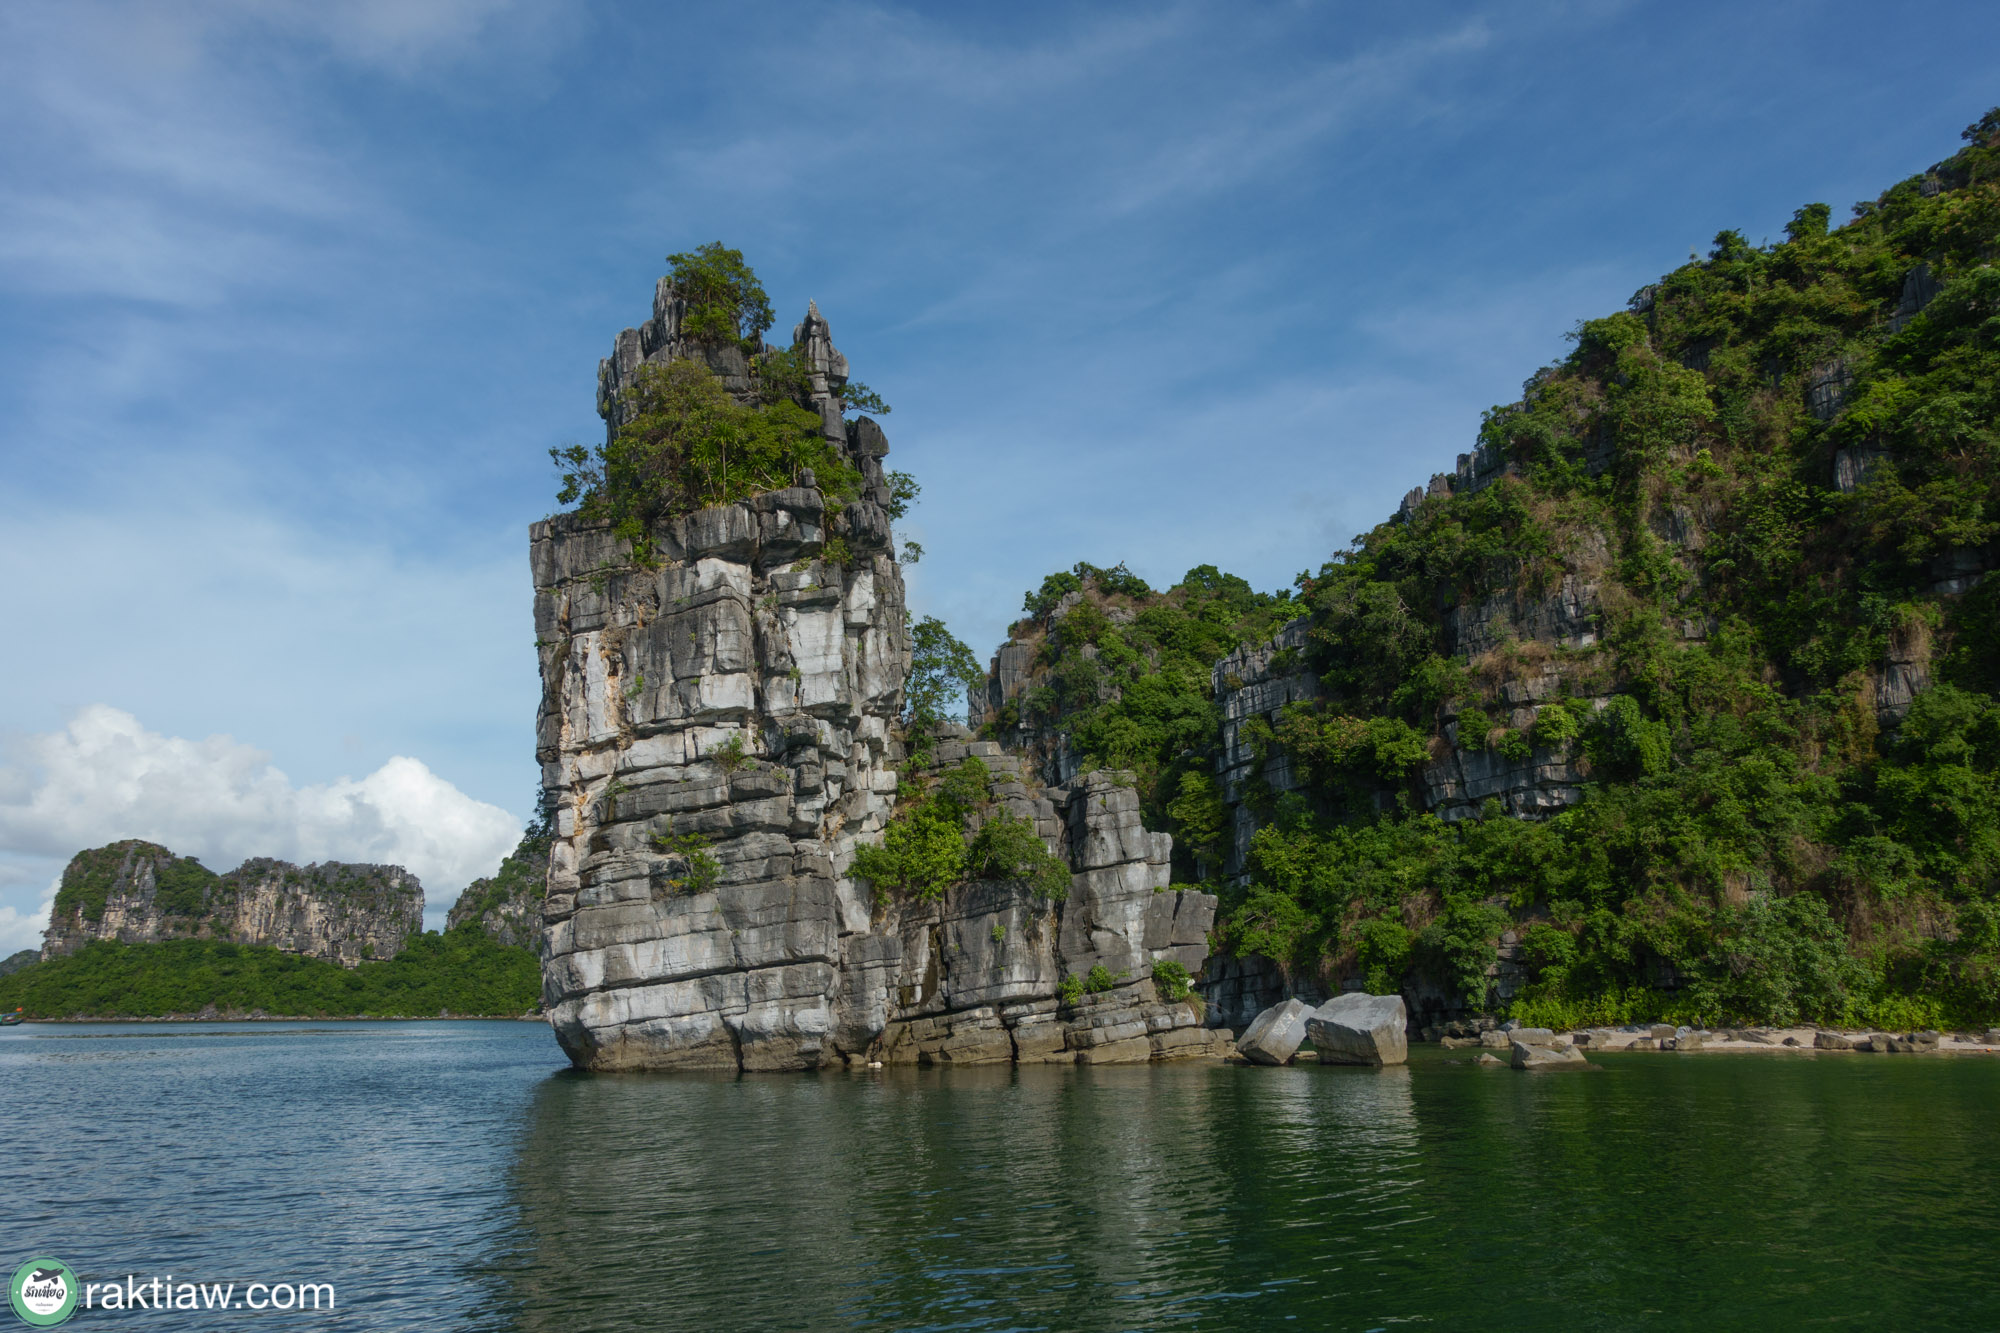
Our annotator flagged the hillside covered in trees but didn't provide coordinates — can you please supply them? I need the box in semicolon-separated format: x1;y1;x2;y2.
979;111;2000;1032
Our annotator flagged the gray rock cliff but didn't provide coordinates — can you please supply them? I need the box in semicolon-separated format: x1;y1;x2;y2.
536;284;1225;1071
41;840;421;968
446;833;550;950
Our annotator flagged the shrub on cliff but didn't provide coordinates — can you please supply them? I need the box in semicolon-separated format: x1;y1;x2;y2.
852;755;1070;904
990;561;1293;870
666;242;775;347
905;614;985;739
552;358;859;556
965;811;1070;901
851;758;991;902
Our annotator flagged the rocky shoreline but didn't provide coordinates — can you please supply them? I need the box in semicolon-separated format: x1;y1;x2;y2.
1514;1024;2000;1056
1220;996;2000;1069
1431;1021;2000;1065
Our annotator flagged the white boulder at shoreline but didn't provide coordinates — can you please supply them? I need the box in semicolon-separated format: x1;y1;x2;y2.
1236;998;1313;1065
1305;993;1408;1066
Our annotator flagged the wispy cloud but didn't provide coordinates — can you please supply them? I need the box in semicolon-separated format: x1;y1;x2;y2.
1084;20;1493;220
0;470;537;811
0;7;370;304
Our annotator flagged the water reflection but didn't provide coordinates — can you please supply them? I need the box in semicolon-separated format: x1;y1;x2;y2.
11;1024;1996;1331
500;1052;2000;1332
499;1061;1431;1331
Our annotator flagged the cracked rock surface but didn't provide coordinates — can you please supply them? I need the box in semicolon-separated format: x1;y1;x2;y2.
537;284;1221;1071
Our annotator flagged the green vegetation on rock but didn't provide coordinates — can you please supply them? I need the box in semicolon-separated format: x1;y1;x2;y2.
552;358;858;557
965;811;1070;902
665;241;776;347
852;754;1070;905
54;841;219;925
852;758;989;902
551;245;864;558
979;113;2000;1030
905;614;985;740
1152;957;1195;1001
1201;112;2000;1027
987;562;1294;868
447;824;549;936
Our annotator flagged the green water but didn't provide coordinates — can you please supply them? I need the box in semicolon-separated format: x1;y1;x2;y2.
503;1047;2000;1330
7;1024;1997;1328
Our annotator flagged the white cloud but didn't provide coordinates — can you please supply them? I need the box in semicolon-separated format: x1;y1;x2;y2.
0;706;522;912
0;881;57;958
0;479;538;812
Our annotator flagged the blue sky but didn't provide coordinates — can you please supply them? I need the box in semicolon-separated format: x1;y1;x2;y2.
0;0;1993;945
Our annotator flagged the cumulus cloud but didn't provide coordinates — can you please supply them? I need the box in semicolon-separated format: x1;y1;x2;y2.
0;880;57;958
0;706;522;905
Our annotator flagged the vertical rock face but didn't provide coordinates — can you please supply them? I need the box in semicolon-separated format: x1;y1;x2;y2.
446;835;551;951
223;860;425;967
532;490;909;1070
1213;617;1316;879
542;287;902;1070
536;284;1224;1071
41;840;421;967
868;742;1225;1068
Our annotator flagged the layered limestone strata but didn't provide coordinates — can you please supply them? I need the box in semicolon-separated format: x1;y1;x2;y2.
532;483;908;1070
872;752;1224;1067
536;288;1223;1071
42;840;421;967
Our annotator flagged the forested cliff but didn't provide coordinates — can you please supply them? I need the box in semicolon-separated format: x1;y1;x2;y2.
975;112;2000;1034
41;840;421;967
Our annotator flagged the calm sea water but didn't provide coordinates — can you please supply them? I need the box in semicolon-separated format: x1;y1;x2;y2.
3;1021;1998;1330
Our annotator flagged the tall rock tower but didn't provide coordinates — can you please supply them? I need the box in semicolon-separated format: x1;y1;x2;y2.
533;276;1223;1071
533;279;910;1070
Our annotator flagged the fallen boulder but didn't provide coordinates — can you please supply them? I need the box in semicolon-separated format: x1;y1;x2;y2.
1814;1031;1852;1050
1305;993;1409;1067
1237;998;1312;1066
1875;1030;1941;1054
1511;1039;1588;1069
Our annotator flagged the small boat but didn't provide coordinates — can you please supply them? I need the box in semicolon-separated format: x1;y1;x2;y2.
0;1008;24;1026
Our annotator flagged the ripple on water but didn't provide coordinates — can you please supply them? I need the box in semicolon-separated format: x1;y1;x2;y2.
5;1029;2000;1330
